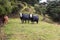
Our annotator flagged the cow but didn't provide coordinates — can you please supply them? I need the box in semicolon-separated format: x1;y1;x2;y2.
29;14;39;24
19;13;30;23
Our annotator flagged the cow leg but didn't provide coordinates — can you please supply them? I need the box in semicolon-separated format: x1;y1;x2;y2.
22;20;24;24
36;20;38;24
20;18;23;23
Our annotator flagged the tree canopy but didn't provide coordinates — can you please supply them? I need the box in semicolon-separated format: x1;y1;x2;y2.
0;0;12;15
46;1;60;22
0;0;39;15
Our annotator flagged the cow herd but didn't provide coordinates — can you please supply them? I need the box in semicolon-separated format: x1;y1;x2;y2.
19;13;39;24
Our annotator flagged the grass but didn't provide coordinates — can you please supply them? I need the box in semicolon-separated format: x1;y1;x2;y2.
3;18;60;40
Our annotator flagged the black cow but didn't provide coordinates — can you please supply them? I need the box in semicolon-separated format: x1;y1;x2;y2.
30;14;39;23
19;13;30;23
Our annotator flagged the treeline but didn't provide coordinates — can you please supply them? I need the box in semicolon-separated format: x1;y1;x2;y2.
0;0;39;15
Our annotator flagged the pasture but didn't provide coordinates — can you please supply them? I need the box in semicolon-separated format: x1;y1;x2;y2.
3;17;60;40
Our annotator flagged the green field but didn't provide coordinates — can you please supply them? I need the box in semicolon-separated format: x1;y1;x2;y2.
3;18;60;40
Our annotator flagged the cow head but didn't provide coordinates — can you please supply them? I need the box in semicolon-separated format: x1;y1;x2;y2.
30;14;33;18
19;13;23;17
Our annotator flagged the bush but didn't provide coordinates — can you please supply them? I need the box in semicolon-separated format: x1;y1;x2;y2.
46;1;60;22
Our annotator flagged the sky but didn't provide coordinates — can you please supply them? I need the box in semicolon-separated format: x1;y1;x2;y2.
40;0;47;3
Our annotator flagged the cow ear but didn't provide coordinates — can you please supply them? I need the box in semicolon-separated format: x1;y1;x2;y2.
20;13;22;17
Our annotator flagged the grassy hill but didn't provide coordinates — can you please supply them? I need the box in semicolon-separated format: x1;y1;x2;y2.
3;17;60;40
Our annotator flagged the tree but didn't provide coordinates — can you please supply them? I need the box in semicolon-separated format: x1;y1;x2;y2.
17;0;39;6
46;1;60;22
0;0;12;15
34;2;47;20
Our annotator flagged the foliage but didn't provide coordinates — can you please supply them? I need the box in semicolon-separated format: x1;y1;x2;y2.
20;4;35;14
34;4;41;14
17;0;39;6
0;0;12;15
0;0;40;15
46;1;60;22
34;3;47;16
